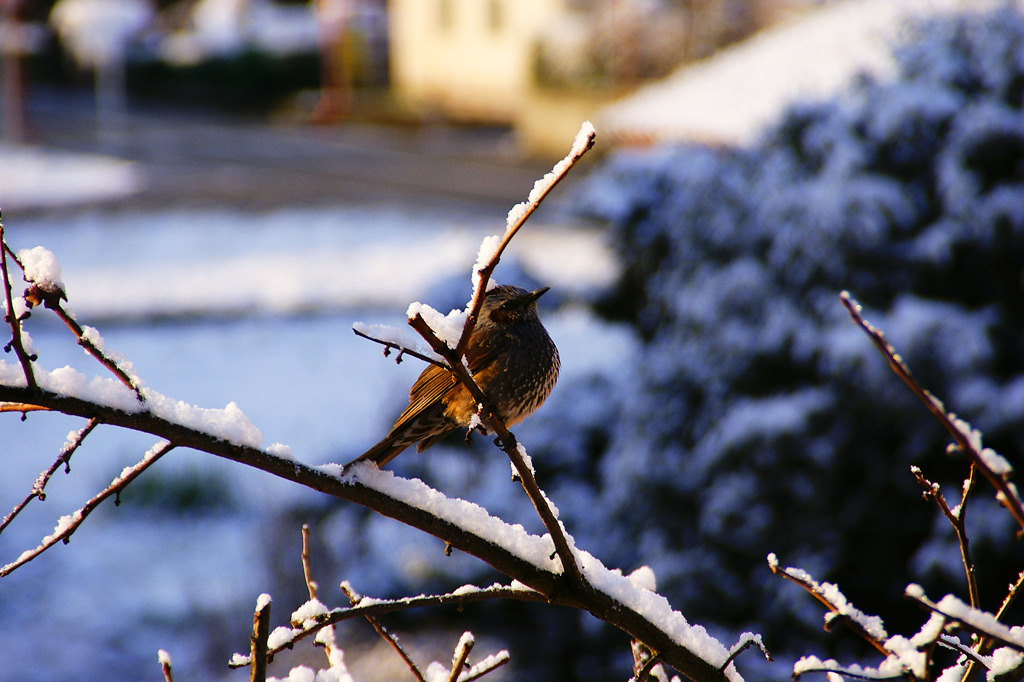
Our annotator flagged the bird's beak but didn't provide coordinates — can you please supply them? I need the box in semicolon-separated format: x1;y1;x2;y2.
519;286;550;307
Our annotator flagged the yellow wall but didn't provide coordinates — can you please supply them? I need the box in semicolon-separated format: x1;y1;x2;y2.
390;0;562;123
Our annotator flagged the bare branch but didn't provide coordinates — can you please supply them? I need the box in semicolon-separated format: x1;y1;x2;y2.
342;581;426;682
0;402;48;414
352;325;446;369
0;440;174;576
0;220;37;392
911;466;980;608
300;523;318;601
448;632;474;682
0;418;99;534
840;291;1024;532
249;596;271;682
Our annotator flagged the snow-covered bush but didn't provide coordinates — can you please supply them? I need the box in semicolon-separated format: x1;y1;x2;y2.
559;5;1024;674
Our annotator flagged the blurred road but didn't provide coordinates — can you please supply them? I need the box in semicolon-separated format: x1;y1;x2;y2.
21;87;562;213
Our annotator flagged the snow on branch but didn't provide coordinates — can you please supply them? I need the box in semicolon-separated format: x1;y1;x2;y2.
455;120;595;357
840;291;1024;532
232;525;515;682
355;125;597;589
769;553;953;680
768;553;889;653
905;586;1024;655
0;440;175;576
1;223;145;401
0;125;754;682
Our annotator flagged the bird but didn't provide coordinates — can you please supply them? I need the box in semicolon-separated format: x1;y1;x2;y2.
350;284;560;467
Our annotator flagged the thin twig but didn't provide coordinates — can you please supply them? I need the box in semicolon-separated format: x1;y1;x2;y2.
352;326;446;369
0;440;174;576
48;303;145;402
0;418;100;534
768;554;888;655
409;314;583;587
342;581;426;682
0;220;37;392
961;569;1024;682
455;123;595;357
631;640;661;682
300;523;318;600
158;650;174;682
911;466;980;608
0;403;48;413
721;635;770;672
250;596;271;682
448;632;474;682
907;587;1024;654
229;584;545;666
840;291;1024;531
459;652;511;682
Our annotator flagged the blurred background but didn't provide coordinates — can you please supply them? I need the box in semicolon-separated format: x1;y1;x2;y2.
2;0;1024;680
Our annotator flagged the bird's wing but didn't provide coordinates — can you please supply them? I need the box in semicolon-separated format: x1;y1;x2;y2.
388;364;456;433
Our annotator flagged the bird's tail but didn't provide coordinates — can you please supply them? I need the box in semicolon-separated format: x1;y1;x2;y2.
348;433;412;468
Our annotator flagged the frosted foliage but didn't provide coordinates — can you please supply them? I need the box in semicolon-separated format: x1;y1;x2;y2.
554;6;1024;680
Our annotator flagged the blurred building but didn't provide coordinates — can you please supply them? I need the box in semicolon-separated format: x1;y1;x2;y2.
388;0;561;124
387;0;833;156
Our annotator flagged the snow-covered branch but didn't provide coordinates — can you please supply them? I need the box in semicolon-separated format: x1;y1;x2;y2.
0;440;174;577
0;125;756;681
0;369;742;679
840;291;1024;531
454;121;595;357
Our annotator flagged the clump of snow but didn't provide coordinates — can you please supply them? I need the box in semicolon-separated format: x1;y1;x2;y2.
627;565;657;591
344;462;559;572
18;246;64;293
0;359;262;446
290;598;328;626
266;443;294;459
473;234;502;284
406;302;468;350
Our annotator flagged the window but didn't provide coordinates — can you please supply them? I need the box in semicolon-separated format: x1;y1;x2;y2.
487;0;503;32
439;0;454;30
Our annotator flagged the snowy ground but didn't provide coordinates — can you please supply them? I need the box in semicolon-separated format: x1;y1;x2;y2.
0;154;628;680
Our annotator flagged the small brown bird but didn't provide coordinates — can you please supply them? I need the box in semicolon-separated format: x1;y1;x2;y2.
351;285;560;467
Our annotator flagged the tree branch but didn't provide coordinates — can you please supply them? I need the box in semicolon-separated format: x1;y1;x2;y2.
0;219;37;392
0;418;99;534
840;291;1024;532
0;380;733;681
910;466;979;608
0;439;174;576
455;122;595;356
